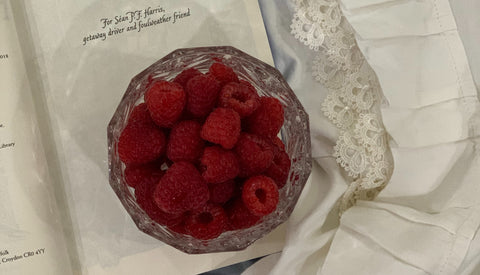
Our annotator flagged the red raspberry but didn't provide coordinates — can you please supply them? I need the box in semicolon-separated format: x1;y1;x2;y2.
272;136;286;151
135;181;184;227
208;62;239;85
128;103;153;123
239;79;256;92
245;97;284;140
173;68;202;88
145;81;186;128
118;119;166;165
226;199;260;230
218;82;260;117
234;133;274;177
185;203;228;240
265;149;291;189
200;146;240;184
168;221;187;235
154;162;209;214
209;180;236;204
201;108;241;149
124;161;164;188
186;74;221;118
167;120;204;162
242;175;279;216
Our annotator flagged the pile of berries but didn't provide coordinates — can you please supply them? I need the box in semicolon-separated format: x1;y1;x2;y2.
118;62;291;240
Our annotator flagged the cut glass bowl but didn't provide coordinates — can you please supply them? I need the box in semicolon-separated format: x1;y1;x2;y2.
108;46;312;254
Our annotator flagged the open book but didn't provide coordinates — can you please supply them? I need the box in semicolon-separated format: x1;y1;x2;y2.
0;0;285;274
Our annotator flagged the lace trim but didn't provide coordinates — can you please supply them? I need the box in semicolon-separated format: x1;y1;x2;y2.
290;0;393;214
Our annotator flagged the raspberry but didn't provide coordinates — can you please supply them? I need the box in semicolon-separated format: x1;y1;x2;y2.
128;103;153;123
185;203;228;240
234;133;274;177
145;81;186;127
173;68;202;88
124;161;164;188
209;180;236;204
242;175;279;216
218;82;260;117
201;108;241;149
121;103;167;165
239;79;256;92
167;120;204;162
208;62;239;85
135;181;184;227
186;74;221;118
226;199;260;230
200;146;240;184
118;119;166;165
154;162;209;214
245;97;284;139
272;136;286;151
168;221;187;235
265;149;291;189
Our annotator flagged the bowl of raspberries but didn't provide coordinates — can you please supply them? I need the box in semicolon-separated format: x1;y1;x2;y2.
108;46;311;254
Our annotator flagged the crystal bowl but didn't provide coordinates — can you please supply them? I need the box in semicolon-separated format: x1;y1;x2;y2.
107;46;312;254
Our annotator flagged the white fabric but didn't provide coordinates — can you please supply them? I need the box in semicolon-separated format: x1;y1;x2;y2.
341;0;457;39
450;0;480;91
382;99;474;148
324;0;480;274
356;32;477;109
247;0;480;274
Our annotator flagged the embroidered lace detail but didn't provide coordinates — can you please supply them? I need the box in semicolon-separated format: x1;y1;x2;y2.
291;0;393;214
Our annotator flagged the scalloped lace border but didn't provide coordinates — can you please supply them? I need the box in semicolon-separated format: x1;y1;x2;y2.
290;0;394;214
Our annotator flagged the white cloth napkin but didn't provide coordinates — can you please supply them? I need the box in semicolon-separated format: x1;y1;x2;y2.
333;1;480;274
248;0;480;274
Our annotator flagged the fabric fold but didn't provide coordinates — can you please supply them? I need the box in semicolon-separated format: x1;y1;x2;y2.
381;98;478;148
321;201;480;274
341;0;456;39
356;31;477;109
321;225;428;275
342;0;480;149
247;0;480;274
334;0;480;274
379;140;470;198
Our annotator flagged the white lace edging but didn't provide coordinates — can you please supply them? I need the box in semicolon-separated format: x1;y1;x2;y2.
290;0;393;214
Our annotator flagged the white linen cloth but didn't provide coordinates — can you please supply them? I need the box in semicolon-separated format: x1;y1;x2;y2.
247;0;480;274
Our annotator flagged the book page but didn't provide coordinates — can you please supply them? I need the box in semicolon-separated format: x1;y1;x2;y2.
0;1;73;274
12;0;283;274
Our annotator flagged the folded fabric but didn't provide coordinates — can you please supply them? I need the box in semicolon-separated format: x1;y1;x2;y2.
248;0;480;274
450;0;480;90
327;0;480;274
322;200;480;274
380;139;474;198
381;98;478;148
356;31;477;109
341;0;456;39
